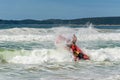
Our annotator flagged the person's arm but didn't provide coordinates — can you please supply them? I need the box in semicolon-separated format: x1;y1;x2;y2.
72;34;77;43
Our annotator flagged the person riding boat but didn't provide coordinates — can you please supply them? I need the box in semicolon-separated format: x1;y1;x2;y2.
68;34;89;61
70;41;89;61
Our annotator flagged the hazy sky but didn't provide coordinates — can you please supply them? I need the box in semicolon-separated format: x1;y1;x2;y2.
0;0;120;20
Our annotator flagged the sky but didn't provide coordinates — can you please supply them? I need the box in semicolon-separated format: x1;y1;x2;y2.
0;0;120;20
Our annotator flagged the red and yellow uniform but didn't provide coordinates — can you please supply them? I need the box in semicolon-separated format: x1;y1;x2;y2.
70;44;89;61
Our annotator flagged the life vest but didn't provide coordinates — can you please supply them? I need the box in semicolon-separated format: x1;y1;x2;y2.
71;44;89;60
71;44;82;57
71;44;83;53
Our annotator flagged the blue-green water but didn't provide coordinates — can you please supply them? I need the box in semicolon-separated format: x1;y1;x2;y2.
0;24;120;80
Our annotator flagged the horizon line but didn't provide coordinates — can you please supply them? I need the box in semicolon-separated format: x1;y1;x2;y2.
0;16;120;21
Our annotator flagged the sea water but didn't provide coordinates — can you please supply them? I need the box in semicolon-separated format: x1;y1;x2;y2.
0;25;120;80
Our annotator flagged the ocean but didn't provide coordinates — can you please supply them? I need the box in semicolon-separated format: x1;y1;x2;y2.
0;24;120;80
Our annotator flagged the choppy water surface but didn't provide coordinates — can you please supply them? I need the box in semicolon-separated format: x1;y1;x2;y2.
0;25;120;80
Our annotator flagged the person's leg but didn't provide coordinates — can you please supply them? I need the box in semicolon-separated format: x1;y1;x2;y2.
74;56;77;61
78;53;84;59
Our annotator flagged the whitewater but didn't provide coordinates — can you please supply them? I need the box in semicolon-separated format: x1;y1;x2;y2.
0;25;120;80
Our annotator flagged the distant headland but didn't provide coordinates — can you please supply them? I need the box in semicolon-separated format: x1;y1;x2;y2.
0;17;120;25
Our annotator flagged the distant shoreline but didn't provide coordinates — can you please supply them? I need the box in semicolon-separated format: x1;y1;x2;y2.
1;17;120;26
94;25;120;26
0;24;120;26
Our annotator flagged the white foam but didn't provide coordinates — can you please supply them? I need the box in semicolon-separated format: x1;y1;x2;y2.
77;32;120;41
8;48;73;64
0;35;53;41
0;27;119;64
0;47;117;64
102;75;120;80
86;47;120;61
0;27;119;42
